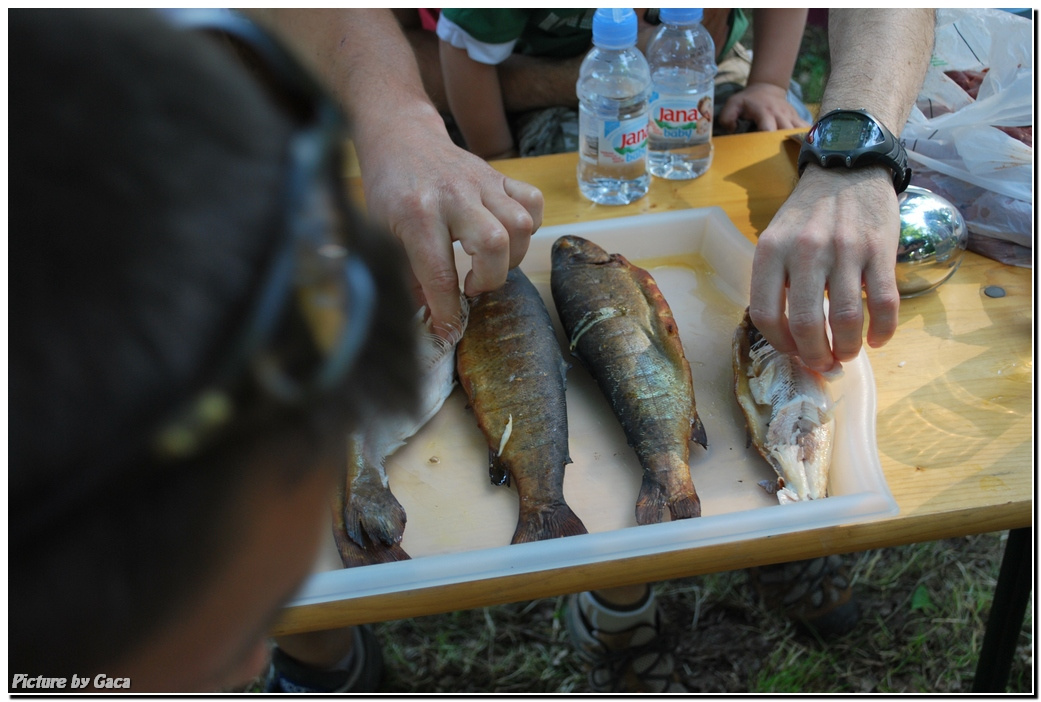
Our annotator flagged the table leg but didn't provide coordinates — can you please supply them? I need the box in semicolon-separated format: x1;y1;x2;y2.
971;527;1032;692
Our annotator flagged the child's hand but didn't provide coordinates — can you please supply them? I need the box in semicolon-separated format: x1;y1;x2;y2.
717;82;810;133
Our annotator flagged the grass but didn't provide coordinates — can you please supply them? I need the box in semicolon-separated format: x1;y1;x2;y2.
369;533;1032;693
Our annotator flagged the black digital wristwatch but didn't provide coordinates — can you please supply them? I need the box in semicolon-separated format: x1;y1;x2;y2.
798;109;912;194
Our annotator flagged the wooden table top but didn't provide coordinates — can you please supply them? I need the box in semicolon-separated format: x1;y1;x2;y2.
274;129;1032;635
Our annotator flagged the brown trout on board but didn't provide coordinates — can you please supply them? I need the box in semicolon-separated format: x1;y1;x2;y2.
456;267;587;544
732;308;836;504
333;297;469;568
550;235;707;525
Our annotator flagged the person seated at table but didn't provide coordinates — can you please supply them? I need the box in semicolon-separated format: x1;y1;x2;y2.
431;8;811;160
9;8;420;692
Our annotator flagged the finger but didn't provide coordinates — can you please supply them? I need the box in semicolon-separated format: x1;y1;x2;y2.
862;257;901;349
717;98;740;133
783;263;833;371
399;219;462;338
825;265;867;362
447;204;511;298
780;114;811;131
500;177;542;266
752;109;778;132
748;240;796;353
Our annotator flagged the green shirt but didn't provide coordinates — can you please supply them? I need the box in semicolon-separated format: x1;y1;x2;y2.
438;9;595;63
719;8;749;61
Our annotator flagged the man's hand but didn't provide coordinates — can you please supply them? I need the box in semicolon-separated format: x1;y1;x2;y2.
749;165;901;372
247;9;544;337
360;127;543;337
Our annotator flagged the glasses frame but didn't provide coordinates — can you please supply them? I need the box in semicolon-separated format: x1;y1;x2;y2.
154;9;378;459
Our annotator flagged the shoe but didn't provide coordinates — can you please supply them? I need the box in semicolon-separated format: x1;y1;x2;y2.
264;625;384;693
565;590;687;693
748;555;859;638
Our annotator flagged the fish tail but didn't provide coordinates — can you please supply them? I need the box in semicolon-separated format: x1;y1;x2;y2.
331;487;410;568
636;462;702;525
668;489;702;520
511;501;588;544
635;473;667;525
334;528;411;568
344;490;407;548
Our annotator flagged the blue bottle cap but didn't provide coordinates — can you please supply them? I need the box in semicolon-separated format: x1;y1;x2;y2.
659;8;703;25
592;8;638;49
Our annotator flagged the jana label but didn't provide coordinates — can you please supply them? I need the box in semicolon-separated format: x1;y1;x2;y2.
649;94;713;140
580;115;649;165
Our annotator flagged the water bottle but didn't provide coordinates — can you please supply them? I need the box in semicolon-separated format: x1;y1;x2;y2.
576;8;651;205
646;8;717;179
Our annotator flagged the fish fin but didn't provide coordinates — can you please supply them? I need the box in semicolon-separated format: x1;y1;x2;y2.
334;527;411;568
635;474;667;525
668;490;702;520
558;356;570;386
512;501;588;544
758;479;779;495
489;449;510;487
331;479;410;568
636;470;702;524
690;415;708;449
344;487;406;548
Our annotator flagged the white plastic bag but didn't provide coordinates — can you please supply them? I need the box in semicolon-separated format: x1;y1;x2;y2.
902;8;1033;266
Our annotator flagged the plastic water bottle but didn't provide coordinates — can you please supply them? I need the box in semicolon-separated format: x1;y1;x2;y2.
646;8;717;179
576;8;651;205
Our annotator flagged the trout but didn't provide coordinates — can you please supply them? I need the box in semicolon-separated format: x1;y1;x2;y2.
333;297;469;567
456;267;587;544
732;308;836;504
550;235;707;525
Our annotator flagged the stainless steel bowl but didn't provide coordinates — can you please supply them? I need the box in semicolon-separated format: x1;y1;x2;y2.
895;185;969;298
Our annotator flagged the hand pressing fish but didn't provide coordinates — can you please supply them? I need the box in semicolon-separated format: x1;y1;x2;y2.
732;308;837;504
456;267;587;545
333;297;469;568
550;235;707;525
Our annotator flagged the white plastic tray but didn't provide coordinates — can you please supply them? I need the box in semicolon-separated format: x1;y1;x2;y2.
291;208;896;608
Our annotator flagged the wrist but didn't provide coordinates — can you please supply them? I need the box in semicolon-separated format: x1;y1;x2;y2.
745;75;791;94
351;99;447;163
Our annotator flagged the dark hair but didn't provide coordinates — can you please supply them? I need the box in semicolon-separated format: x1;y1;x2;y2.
9;8;419;676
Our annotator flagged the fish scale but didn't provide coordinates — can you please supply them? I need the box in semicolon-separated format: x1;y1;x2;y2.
551;235;707;525
456;267;587;545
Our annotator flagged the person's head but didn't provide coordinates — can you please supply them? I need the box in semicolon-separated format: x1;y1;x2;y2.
10;8;419;690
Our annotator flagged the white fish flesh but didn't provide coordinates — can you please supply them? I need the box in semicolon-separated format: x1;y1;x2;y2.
733;309;838;504
334;296;469;567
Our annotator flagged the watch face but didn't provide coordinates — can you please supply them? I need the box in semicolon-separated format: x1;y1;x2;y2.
815;113;885;150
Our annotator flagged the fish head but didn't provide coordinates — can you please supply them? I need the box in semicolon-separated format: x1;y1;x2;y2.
551;235;612;268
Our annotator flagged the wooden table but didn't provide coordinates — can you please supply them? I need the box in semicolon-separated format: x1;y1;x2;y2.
279;131;1033;675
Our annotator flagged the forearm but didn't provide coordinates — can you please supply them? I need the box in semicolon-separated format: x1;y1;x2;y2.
246;9;450;165
823;9;934;132
499;52;582;112
747;9;807;90
440;44;515;159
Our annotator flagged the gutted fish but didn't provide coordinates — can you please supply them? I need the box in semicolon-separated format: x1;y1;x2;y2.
456;267;587;544
550;235;706;525
732;308;836;504
333;297;469;568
